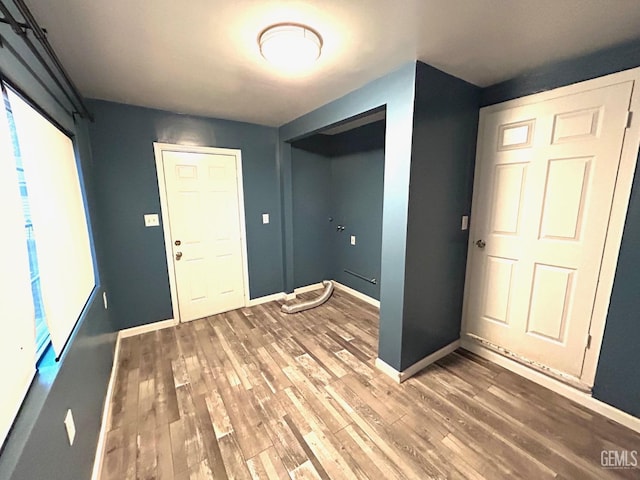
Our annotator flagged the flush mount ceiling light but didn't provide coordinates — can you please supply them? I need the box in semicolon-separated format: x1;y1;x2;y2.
259;23;323;71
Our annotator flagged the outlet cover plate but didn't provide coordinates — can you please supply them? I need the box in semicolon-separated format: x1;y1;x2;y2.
64;409;76;446
144;214;160;227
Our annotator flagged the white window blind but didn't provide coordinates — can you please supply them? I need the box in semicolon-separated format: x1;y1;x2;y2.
7;89;95;357
0;98;36;446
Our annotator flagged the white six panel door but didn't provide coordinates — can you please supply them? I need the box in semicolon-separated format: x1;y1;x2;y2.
162;150;246;322
464;81;633;378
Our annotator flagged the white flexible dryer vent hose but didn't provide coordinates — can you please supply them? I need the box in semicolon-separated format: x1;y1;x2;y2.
281;280;334;314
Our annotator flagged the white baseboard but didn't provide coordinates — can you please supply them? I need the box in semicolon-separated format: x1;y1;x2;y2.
294;283;325;295
91;334;121;480
333;282;380;308
118;318;177;339
375;340;461;383
461;338;640;434
375;357;402;383
247;292;286;306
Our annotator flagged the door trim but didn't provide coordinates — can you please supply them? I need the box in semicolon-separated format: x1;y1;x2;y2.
462;67;640;387
153;142;251;323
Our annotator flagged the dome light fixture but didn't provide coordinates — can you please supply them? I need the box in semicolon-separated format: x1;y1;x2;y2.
259;23;323;71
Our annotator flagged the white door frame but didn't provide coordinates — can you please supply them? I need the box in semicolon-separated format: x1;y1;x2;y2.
153;142;251;324
462;67;640;388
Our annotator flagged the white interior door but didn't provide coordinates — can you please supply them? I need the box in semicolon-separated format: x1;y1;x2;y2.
464;81;633;379
162;149;247;322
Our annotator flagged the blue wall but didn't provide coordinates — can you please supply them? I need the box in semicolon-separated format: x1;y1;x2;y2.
291;142;385;300
480;39;640;417
291;120;385;299
0;13;116;478
291;148;333;288
330;149;384;299
87;100;283;330
400;62;480;369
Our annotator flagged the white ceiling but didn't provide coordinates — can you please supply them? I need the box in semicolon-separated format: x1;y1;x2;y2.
28;0;640;127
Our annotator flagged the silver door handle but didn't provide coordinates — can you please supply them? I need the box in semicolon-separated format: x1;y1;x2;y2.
175;251;183;260
475;239;486;249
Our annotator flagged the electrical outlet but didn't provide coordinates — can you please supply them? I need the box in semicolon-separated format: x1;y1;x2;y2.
262;213;270;224
102;291;108;309
350;235;356;245
64;409;76;446
144;213;160;227
461;215;469;231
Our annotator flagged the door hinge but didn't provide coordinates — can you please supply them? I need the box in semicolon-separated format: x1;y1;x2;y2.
586;334;592;349
626;111;633;129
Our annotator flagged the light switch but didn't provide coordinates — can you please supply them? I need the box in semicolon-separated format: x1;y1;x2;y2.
461;215;469;231
262;213;270;224
144;214;160;227
350;235;356;245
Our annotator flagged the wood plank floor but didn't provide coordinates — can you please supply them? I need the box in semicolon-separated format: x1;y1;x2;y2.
99;290;640;479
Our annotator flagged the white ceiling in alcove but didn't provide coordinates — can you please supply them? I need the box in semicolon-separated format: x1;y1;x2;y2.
27;0;640;127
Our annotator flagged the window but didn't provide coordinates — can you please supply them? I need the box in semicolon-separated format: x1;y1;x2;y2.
5;94;51;359
0;83;95;446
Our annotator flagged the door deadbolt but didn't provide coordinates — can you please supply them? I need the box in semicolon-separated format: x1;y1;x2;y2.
175;251;183;260
175;240;181;246
475;239;486;249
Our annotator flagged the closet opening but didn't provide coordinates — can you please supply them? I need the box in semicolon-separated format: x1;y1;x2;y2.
290;108;386;308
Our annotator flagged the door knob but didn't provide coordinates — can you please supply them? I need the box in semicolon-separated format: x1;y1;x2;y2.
175;251;183;260
475;239;486;249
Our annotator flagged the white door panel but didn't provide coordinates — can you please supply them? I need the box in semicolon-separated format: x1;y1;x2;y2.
163;151;246;322
465;81;633;378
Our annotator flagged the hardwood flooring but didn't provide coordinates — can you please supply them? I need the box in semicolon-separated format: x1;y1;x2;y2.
99;290;639;479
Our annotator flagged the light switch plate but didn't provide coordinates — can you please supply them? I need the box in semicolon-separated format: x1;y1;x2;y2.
461;215;469;231
64;409;76;446
350;235;356;245
144;214;160;227
262;213;270;224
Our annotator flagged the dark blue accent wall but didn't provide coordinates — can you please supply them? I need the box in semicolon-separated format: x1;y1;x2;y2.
291;143;385;300
330;150;384;299
595;170;640;417
400;62;480;369
0;18;116;478
291;121;385;299
87;100;283;330
481;39;640;106
479;39;640;417
291;148;333;288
